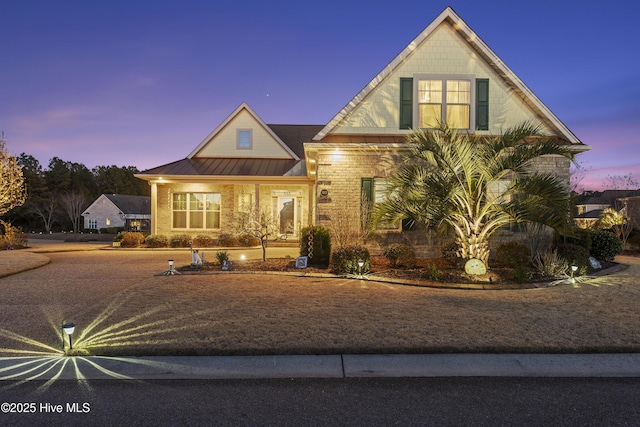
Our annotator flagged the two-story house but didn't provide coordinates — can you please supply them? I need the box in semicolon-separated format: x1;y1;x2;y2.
136;7;589;255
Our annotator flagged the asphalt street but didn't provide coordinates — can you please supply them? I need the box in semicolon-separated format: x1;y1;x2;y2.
1;377;639;426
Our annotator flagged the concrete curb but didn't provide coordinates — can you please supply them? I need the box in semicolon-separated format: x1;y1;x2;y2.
1;354;639;381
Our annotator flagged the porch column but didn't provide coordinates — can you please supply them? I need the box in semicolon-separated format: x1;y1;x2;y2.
150;181;158;235
308;183;315;226
254;184;260;211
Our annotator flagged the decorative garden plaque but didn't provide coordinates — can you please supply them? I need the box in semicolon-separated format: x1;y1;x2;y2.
464;258;487;275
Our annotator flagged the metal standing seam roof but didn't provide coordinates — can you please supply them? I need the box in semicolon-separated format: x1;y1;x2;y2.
138;124;324;178
140;157;305;177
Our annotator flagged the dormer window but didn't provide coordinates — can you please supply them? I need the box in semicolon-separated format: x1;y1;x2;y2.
237;129;252;149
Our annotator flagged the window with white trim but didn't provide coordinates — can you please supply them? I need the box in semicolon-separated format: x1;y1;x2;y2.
418;78;471;129
172;193;221;229
237;129;252;149
88;219;97;229
486;180;512;204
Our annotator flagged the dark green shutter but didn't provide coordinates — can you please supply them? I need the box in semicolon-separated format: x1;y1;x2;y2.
361;178;373;202
400;78;413;129
476;79;489;130
361;178;374;231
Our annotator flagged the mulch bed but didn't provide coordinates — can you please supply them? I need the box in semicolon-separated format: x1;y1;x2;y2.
181;257;545;286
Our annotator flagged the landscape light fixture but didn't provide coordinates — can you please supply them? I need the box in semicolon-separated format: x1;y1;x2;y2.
357;261;369;279
62;322;75;351
162;259;181;276
571;265;578;283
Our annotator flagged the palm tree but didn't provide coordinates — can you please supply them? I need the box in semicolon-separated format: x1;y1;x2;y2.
373;122;575;267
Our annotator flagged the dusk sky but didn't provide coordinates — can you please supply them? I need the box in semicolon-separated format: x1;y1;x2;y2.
1;0;639;191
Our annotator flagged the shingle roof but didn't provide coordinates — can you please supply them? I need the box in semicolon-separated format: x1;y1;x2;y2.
103;194;150;215
268;124;324;159
583;190;640;206
139;124;323;178
574;209;603;219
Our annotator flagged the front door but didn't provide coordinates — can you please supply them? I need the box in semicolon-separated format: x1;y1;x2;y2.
277;197;295;235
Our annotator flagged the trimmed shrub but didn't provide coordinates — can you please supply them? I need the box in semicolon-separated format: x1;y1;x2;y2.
170;234;191;248
509;265;533;283
0;221;28;249
590;230;622;263
300;226;331;266
555;242;590;271
330;245;370;274
192;235;216;248
120;232;145;248
383;243;416;268
217;233;239;247
145;234;169;248
494;241;531;268
237;233;260;247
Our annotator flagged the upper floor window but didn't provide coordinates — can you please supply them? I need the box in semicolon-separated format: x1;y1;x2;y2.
418;78;471;129
237;129;252;149
400;77;488;131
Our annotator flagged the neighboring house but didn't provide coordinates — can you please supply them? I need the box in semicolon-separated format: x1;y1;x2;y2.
575;190;640;229
136;7;589;256
82;194;151;232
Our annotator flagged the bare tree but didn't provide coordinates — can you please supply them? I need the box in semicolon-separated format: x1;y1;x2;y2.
60;191;87;237
330;191;373;248
238;206;280;261
0;132;27;216
570;159;588;194
602;174;639;190
31;196;58;232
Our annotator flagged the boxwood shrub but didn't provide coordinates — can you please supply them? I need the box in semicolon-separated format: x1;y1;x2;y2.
170;234;191;248
300;226;331;266
382;243;416;268
145;234;169;248
590;230;622;263
120;232;145;248
330;245;370;275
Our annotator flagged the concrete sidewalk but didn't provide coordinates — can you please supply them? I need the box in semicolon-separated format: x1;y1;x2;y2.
1;354;639;381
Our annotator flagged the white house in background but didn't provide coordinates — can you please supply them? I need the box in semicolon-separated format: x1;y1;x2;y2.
574;189;640;229
82;194;151;232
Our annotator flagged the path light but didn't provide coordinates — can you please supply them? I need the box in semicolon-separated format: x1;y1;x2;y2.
162;259;181;276
358;261;364;276
571;265;578;283
62;322;75;351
